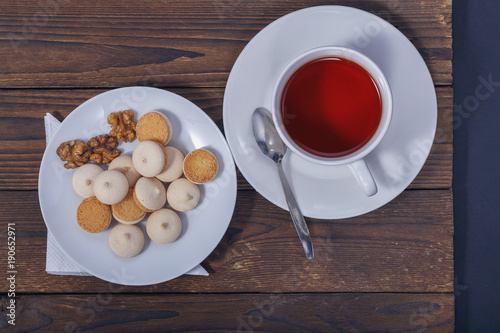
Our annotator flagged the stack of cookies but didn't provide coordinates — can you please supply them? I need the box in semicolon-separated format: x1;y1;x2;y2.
71;111;219;258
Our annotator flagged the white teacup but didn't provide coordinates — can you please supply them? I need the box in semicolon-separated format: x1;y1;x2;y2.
271;46;392;196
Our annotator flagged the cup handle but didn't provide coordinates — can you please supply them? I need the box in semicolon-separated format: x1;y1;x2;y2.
349;159;378;197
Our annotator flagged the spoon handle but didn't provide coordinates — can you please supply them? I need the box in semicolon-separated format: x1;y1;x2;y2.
276;159;314;259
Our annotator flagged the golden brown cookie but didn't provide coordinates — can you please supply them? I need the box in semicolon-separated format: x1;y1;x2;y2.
183;148;218;184
111;189;147;224
76;197;112;233
136;111;172;146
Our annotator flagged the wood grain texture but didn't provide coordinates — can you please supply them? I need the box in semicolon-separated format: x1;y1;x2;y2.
0;87;452;190
0;293;454;332
0;190;453;294
0;0;452;88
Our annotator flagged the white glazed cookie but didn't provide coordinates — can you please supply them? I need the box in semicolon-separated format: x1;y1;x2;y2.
132;140;167;177
108;155;141;188
93;170;129;205
146;209;182;244
72;164;104;198
156;146;184;183
133;177;167;212
108;224;144;258
167;178;200;212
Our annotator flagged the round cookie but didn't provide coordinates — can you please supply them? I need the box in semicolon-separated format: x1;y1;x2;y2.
167;178;200;212
183;148;218;184
136;111;172;145
111;189;147;224
72;164;103;198
94;170;129;205
108;155;141;187
132;141;166;177
156;146;184;183
108;224;144;258
133;177;167;212
146;209;182;244
77;197;112;233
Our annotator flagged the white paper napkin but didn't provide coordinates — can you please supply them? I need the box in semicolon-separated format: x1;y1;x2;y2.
44;113;208;277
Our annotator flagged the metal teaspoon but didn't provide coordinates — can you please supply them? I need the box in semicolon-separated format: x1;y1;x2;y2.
252;107;314;259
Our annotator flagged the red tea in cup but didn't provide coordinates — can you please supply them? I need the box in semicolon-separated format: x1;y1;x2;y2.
280;57;382;158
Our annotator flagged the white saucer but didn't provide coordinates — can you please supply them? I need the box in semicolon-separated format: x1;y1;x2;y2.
223;6;437;219
39;87;237;285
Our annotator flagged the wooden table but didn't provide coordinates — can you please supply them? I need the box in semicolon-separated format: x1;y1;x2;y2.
0;0;453;331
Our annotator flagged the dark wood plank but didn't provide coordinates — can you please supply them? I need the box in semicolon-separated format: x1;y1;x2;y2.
0;190;453;293
0;0;451;88
0;293;454;332
0;87;452;190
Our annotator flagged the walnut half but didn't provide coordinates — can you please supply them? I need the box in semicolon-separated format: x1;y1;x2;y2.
56;140;91;169
87;134;121;164
108;110;136;142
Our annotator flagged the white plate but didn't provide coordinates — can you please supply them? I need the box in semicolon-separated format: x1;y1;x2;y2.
39;87;237;285
223;6;437;219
